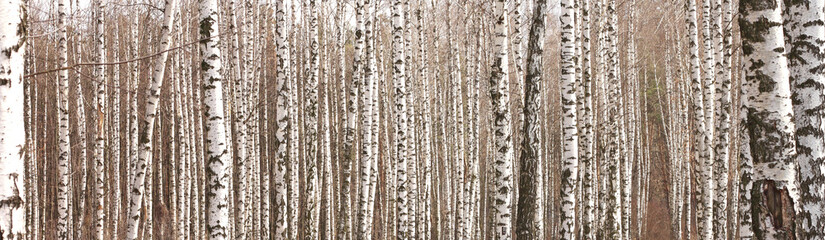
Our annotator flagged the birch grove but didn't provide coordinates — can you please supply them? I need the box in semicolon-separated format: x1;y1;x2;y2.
10;0;825;239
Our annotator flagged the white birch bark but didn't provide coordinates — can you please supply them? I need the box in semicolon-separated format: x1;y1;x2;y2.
738;0;800;238
0;0;27;237
272;0;288;238
581;0;594;238
56;0;72;237
358;0;377;237
490;1;514;238
699;0;716;237
73;14;87;240
127;4;139;218
92;0;106;238
603;0;622;238
199;0;230;236
232;3;249;237
448;8;467;238
785;0;825;237
303;1;321;239
340;0;363;238
110;22;122;240
416;2;433;237
560;0;579;238
391;0;410;236
287;22;300;240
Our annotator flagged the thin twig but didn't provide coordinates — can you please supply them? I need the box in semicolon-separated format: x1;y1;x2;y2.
24;32;228;79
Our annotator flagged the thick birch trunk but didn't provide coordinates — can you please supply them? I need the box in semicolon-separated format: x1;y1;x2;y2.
198;0;230;237
0;0;27;237
785;0;825;237
515;0;547;237
738;0;800;238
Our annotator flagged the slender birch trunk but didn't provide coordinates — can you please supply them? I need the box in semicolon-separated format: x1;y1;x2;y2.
73;12;87;240
272;0;288;238
416;2;433;238
56;0;72;237
560;0;579;238
303;1;321;239
0;0;27;237
391;0;410;236
581;0;594;238
738;0;800;238
91;0;107;238
490;1;514;238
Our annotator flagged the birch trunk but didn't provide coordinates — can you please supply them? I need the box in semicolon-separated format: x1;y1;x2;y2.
560;0;579;238
738;0;800;238
272;0;288;238
416;2;433;238
198;0;230;236
303;1;321;239
490;1;514;238
581;0;594;238
515;0;546;237
785;0;825;237
686;0;710;237
92;0;106;238
699;0;716;237
0;0;27;237
392;0;411;236
56;0;72;237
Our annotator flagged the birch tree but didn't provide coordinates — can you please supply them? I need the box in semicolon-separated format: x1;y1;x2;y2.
198;0;231;236
515;0;547;237
416;2;433;238
738;0;800;238
56;0;72;237
490;0;514;238
0;0;27;238
580;0;595;238
272;0;288;238
91;0;107;238
785;0;825;237
392;0;411;237
303;0;321;239
699;0;716;236
559;0;579;238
